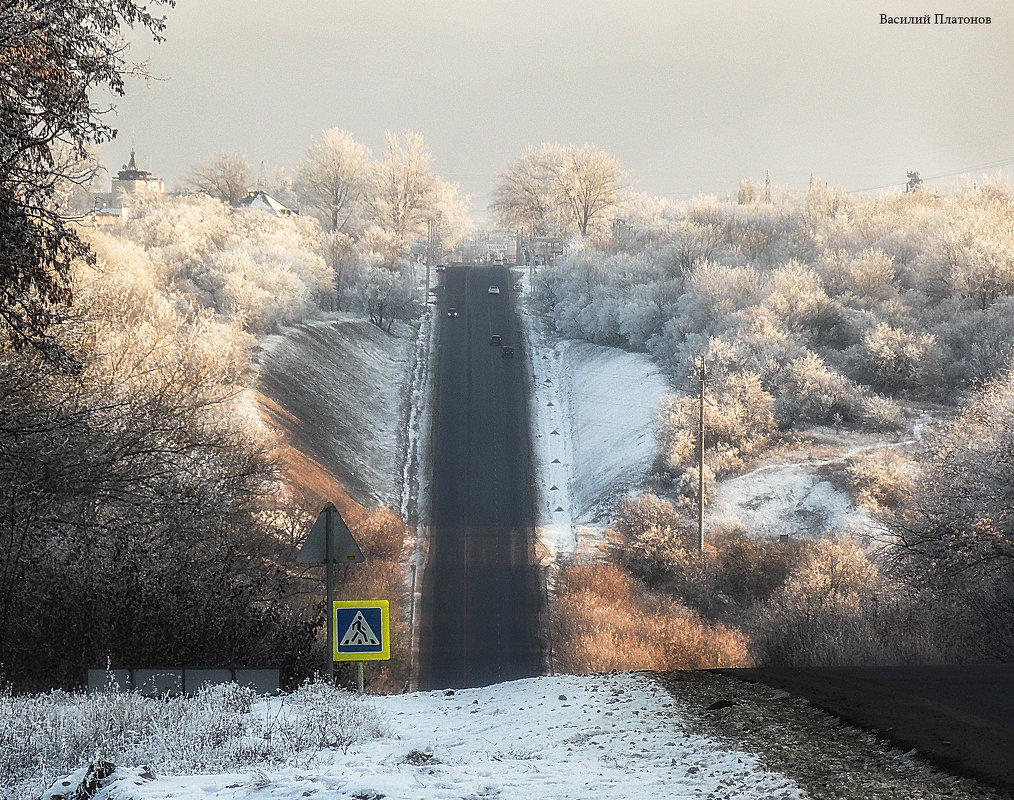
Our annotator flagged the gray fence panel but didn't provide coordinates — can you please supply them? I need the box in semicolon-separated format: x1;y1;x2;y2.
184;669;234;694
133;669;184;697
233;669;280;695
87;669;131;692
87;667;280;695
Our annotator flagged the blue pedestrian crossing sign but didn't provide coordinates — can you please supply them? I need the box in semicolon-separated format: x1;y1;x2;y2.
333;600;390;661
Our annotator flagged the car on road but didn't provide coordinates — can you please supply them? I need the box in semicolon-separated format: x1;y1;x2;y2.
490;334;502;345
446;307;458;317
488;285;500;294
501;346;514;358
436;264;445;271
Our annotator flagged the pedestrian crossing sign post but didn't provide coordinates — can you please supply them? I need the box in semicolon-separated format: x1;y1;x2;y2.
333;600;390;662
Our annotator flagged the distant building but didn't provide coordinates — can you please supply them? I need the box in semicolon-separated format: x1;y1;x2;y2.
233;190;298;217
110;149;165;201
460;229;518;263
82;149;165;225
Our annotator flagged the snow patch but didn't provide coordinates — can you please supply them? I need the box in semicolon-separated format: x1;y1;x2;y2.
253;314;413;509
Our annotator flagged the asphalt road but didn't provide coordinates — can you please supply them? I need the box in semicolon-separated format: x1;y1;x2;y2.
417;264;543;689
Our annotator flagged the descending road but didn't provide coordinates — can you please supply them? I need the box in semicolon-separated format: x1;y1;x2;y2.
417;264;543;689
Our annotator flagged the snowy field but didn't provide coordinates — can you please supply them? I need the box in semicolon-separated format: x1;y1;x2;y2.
706;438;877;541
31;674;803;800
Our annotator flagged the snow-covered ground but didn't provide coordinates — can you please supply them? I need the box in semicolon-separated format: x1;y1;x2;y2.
36;674;804;800
706;437;879;541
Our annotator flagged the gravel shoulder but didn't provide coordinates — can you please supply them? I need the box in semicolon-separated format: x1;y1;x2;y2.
652;669;1012;800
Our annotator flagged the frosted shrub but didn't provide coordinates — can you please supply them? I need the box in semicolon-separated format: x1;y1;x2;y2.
816;248;898;303
849;322;942;395
100;194;331;336
773;353;875;429
0;681;386;799
749;538;944;666
846;448;915;510
274;680;387;752
655;371;775;479
611;495;697;587
677;261;760;336
934;297;1014;387
705;309;808;384
885;370;1014;658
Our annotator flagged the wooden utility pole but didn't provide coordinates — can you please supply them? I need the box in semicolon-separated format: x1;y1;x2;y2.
696;358;707;553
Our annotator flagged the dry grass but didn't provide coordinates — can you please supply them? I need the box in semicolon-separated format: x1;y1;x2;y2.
252;390;412;691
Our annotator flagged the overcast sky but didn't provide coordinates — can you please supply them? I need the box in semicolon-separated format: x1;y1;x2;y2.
104;0;1013;217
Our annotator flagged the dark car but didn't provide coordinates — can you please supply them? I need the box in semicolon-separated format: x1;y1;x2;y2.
490;334;502;345
501;346;514;358
446;307;458;317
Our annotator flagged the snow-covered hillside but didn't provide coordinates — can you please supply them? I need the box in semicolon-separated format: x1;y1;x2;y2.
254;315;415;509
520;299;885;558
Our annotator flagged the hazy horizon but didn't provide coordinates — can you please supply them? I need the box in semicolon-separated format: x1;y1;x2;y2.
102;0;1013;217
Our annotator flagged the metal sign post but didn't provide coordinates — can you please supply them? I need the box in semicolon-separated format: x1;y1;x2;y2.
325;508;333;682
297;503;365;684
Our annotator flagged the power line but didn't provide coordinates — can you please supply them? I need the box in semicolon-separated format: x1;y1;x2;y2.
848;155;1014;194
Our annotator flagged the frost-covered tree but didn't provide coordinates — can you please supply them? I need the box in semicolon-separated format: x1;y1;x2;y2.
366;131;439;257
346;260;418;332
549;143;626;237
493;143;626;238
185;151;251;204
490;144;558;237
96;194;330;335
655;370;775;482
887;371;1014;658
0;0;172;348
295;128;372;235
0;255;317;688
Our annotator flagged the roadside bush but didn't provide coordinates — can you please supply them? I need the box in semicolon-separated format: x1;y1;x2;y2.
748;538;945;666
549;562;750;673
609;495;697;588
0;679;386;800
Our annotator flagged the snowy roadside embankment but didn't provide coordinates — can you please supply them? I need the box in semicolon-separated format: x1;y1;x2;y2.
522;309;671;560
521;286;916;549
253;314;414;509
33;674;806;800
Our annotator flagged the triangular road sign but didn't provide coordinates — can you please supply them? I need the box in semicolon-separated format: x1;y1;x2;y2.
339;610;380;647
296;502;366;564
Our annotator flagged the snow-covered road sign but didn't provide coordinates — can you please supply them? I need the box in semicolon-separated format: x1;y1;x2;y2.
333;600;390;661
